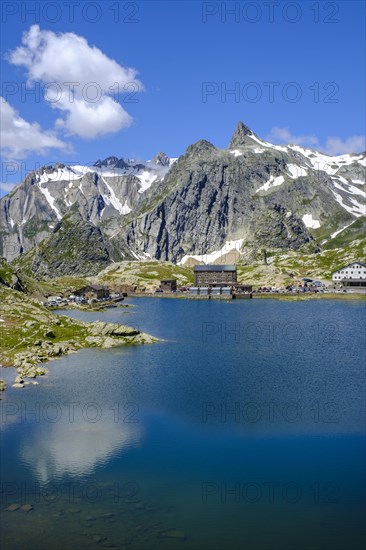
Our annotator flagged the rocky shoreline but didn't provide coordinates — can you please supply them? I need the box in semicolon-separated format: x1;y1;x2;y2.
0;285;159;395
11;321;157;388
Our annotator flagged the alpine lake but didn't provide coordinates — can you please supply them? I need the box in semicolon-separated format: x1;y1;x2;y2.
1;297;365;550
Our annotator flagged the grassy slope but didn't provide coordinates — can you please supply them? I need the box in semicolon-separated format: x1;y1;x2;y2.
94;260;194;289
0;260;15;286
69;240;366;290
0;285;88;366
4;255;89;299
237;239;366;286
322;217;366;249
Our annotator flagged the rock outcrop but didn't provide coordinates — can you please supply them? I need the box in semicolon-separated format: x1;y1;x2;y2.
24;209;121;278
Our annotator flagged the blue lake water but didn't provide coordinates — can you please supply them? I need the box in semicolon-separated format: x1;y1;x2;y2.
1;297;365;549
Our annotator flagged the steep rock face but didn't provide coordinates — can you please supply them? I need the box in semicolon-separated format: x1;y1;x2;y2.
122;126;362;262
229;121;257;148
0;156;174;261
1;173;55;261
26;209;120;278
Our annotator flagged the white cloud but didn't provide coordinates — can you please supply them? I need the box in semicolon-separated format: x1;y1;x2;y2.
0;182;17;193
323;136;366;156
0;97;68;158
267;126;366;156
267;126;319;147
54;95;132;139
7;25;142;139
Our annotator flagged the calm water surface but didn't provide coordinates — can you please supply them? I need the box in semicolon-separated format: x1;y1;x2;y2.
1;298;365;549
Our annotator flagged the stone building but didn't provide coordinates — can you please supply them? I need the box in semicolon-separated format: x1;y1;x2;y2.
194;265;237;287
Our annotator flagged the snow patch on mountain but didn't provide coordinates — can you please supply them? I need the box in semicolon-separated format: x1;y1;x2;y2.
249;134;288;152
40;156;174;191
37;184;62;220
38;167;82;184
136;171;158;194
287;164;308;178
332;177;366;199
331;191;364;217
302;214;321;229
288;146;365;175
256;175;285;193
129;248;152;260
330;176;366;217
178;239;244;265
330;220;357;239
101;177;126;215
121;201;131;215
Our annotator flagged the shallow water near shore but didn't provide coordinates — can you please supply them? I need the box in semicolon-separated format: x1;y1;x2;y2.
1;298;365;549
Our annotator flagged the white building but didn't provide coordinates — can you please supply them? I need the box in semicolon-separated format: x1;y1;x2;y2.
332;261;366;287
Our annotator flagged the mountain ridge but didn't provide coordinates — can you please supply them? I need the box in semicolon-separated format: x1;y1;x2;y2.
1;122;365;275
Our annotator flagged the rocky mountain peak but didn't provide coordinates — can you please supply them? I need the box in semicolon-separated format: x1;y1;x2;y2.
185;139;216;157
94;156;130;170
94;156;119;168
152;152;170;167
228;121;256;148
39;162;66;175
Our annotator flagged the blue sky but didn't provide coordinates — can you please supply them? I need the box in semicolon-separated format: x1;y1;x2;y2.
1;0;365;191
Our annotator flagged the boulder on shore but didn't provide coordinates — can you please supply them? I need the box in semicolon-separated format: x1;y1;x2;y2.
88;321;140;337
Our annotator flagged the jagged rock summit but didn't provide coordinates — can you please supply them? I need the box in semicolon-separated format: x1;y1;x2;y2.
152;152;171;167
228;121;257;148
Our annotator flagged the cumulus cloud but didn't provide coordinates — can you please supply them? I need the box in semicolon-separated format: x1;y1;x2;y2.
267;126;319;147
54;95;132;139
267;126;365;156
0;97;68;158
323;135;366;156
7;25;142;139
0;182;17;194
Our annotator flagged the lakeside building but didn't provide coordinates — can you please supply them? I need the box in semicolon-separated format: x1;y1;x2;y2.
194;265;237;287
234;284;253;294
111;284;137;295
332;262;366;287
160;279;177;292
74;285;110;300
